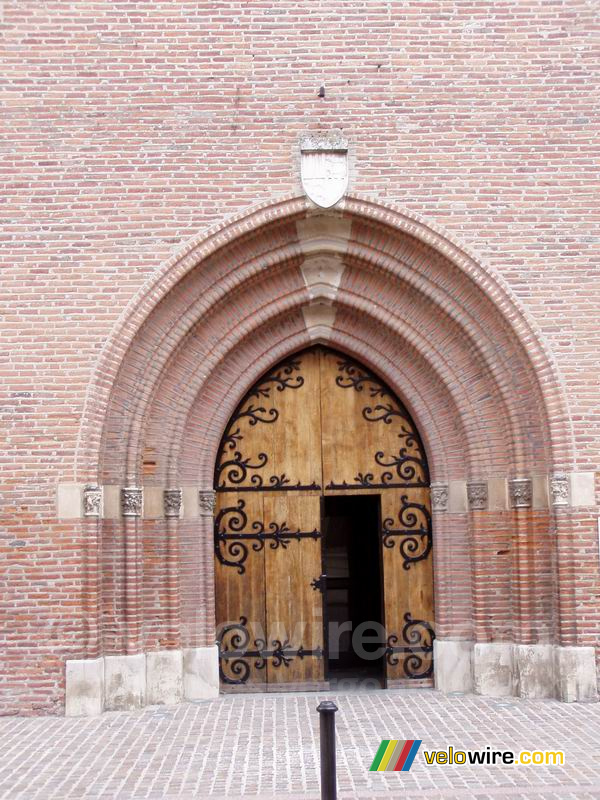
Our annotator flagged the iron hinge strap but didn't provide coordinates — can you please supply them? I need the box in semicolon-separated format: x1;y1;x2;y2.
220;646;324;661
216;530;322;541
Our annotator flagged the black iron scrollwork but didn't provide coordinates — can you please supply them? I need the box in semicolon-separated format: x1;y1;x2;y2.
381;495;432;569
215;356;321;492
217;616;323;684
217;617;259;685
214;500;321;573
216;451;269;488
235;404;279;426
248;358;305;398
374;449;426;484
362;403;415;439
335;360;391;398
328;357;430;489
385;613;435;679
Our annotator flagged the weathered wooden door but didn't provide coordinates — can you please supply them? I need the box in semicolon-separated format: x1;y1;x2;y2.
214;347;434;690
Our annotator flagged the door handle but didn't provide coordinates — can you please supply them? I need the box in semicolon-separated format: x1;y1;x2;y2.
311;574;327;593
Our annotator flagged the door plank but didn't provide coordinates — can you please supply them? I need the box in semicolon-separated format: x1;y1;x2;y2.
263;492;325;690
215;492;267;691
380;487;434;687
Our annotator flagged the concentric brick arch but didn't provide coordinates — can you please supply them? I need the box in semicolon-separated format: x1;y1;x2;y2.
79;193;573;485
70;193;596;705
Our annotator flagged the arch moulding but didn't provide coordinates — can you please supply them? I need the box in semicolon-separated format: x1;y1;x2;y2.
62;194;598;716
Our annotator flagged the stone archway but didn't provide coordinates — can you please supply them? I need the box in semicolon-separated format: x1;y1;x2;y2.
65;194;598;715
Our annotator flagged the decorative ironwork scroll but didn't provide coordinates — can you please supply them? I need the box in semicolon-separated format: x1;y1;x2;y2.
217;617;323;685
381;495;432;569
326;358;429;490
385;613;435;680
214;500;321;573
215;356;321;492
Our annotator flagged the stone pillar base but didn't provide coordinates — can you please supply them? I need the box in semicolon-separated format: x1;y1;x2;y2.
515;644;554;699
473;642;515;697
555;646;599;703
147;650;183;705
104;653;146;711
65;657;104;717
65;646;220;716
433;640;473;693
434;641;598;703
183;645;220;701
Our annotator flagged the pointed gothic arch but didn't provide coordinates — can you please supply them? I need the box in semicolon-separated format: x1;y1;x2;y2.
68;193;596;710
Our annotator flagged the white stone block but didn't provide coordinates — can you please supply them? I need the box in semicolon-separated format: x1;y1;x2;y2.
488;478;508;511
65;657;104;716
302;304;336;341
473;642;515;697
532;476;549;510
182;486;199;519
300;253;345;302
434;640;473;693
183;646;220;701
296;215;352;254
569;472;596;507
146;650;183;705
555;646;598;702
515;644;554;698
57;484;83;519
104;653;146;711
103;486;121;519
448;480;468;512
143;487;164;519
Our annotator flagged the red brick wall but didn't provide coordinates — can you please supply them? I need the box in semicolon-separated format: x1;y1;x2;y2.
2;1;599;714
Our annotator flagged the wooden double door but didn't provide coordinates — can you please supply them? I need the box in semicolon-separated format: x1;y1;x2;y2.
214;347;434;690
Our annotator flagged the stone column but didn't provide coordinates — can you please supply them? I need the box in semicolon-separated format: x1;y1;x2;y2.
182;489;219;701
82;484;103;659
164;489;182;648
121;487;143;654
430;481;474;694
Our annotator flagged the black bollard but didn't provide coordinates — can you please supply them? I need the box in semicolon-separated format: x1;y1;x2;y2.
317;700;338;800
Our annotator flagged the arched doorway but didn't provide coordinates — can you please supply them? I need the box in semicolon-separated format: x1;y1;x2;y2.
65;195;596;717
214;346;434;691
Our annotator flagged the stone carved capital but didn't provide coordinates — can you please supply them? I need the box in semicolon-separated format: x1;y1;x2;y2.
549;473;569;507
83;485;102;517
467;481;488;511
199;490;216;516
121;487;143;517
430;482;449;512
509;478;532;509
164;489;182;518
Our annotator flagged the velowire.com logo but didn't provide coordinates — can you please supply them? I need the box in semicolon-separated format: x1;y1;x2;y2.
369;739;422;772
370;741;565;771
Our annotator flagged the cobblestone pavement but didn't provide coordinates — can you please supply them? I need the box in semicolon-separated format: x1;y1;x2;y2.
1;689;599;799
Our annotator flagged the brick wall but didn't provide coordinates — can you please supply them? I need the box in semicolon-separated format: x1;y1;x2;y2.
1;1;599;714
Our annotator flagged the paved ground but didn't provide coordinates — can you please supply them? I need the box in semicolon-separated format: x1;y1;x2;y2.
1;689;599;799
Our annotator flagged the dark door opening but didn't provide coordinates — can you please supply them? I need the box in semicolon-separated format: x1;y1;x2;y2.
322;495;384;689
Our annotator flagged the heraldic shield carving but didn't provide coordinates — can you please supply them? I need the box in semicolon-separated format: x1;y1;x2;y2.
300;130;349;208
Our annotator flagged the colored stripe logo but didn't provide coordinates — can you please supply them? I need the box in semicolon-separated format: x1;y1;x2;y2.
369;739;422;772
